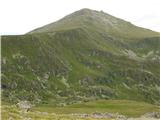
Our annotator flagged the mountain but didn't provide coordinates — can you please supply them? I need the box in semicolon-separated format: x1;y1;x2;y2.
29;9;159;38
1;8;160;106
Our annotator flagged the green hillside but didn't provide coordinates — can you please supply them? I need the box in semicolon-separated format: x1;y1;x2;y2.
1;9;160;106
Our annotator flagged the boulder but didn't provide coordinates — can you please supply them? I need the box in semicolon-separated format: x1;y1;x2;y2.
17;101;32;112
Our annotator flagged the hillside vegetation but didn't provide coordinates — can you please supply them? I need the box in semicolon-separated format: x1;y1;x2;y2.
1;9;160;107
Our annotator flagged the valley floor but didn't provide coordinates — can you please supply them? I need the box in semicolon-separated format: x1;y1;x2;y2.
1;100;160;120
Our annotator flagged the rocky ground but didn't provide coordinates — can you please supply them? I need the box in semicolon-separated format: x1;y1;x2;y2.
128;118;159;120
72;112;160;120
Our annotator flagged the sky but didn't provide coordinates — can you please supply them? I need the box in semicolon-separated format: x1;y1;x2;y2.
0;0;160;35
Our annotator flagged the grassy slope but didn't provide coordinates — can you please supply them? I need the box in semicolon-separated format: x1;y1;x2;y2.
1;9;160;106
2;27;160;105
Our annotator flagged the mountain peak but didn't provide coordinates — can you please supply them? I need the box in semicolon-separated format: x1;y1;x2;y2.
28;8;159;38
71;8;110;17
77;8;93;13
66;8;98;19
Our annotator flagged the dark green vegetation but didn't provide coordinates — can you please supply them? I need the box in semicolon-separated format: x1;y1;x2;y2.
1;9;160;106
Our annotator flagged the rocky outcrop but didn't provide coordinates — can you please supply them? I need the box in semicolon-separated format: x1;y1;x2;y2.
17;101;32;112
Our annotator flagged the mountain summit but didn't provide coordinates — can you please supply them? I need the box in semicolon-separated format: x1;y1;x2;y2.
29;8;159;38
2;8;160;105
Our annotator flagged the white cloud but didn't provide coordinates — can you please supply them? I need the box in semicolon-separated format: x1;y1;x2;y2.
0;0;160;35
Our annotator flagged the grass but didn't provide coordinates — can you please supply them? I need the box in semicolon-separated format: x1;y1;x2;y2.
2;100;160;119
2;105;112;120
2;104;112;120
33;100;160;117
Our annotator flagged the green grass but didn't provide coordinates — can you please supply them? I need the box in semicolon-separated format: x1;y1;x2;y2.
2;105;112;120
2;100;160;120
33;100;160;117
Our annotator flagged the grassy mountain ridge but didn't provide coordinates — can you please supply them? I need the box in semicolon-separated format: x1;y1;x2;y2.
28;9;159;38
1;9;160;106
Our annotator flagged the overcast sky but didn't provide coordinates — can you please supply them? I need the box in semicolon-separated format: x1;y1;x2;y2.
0;0;160;35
